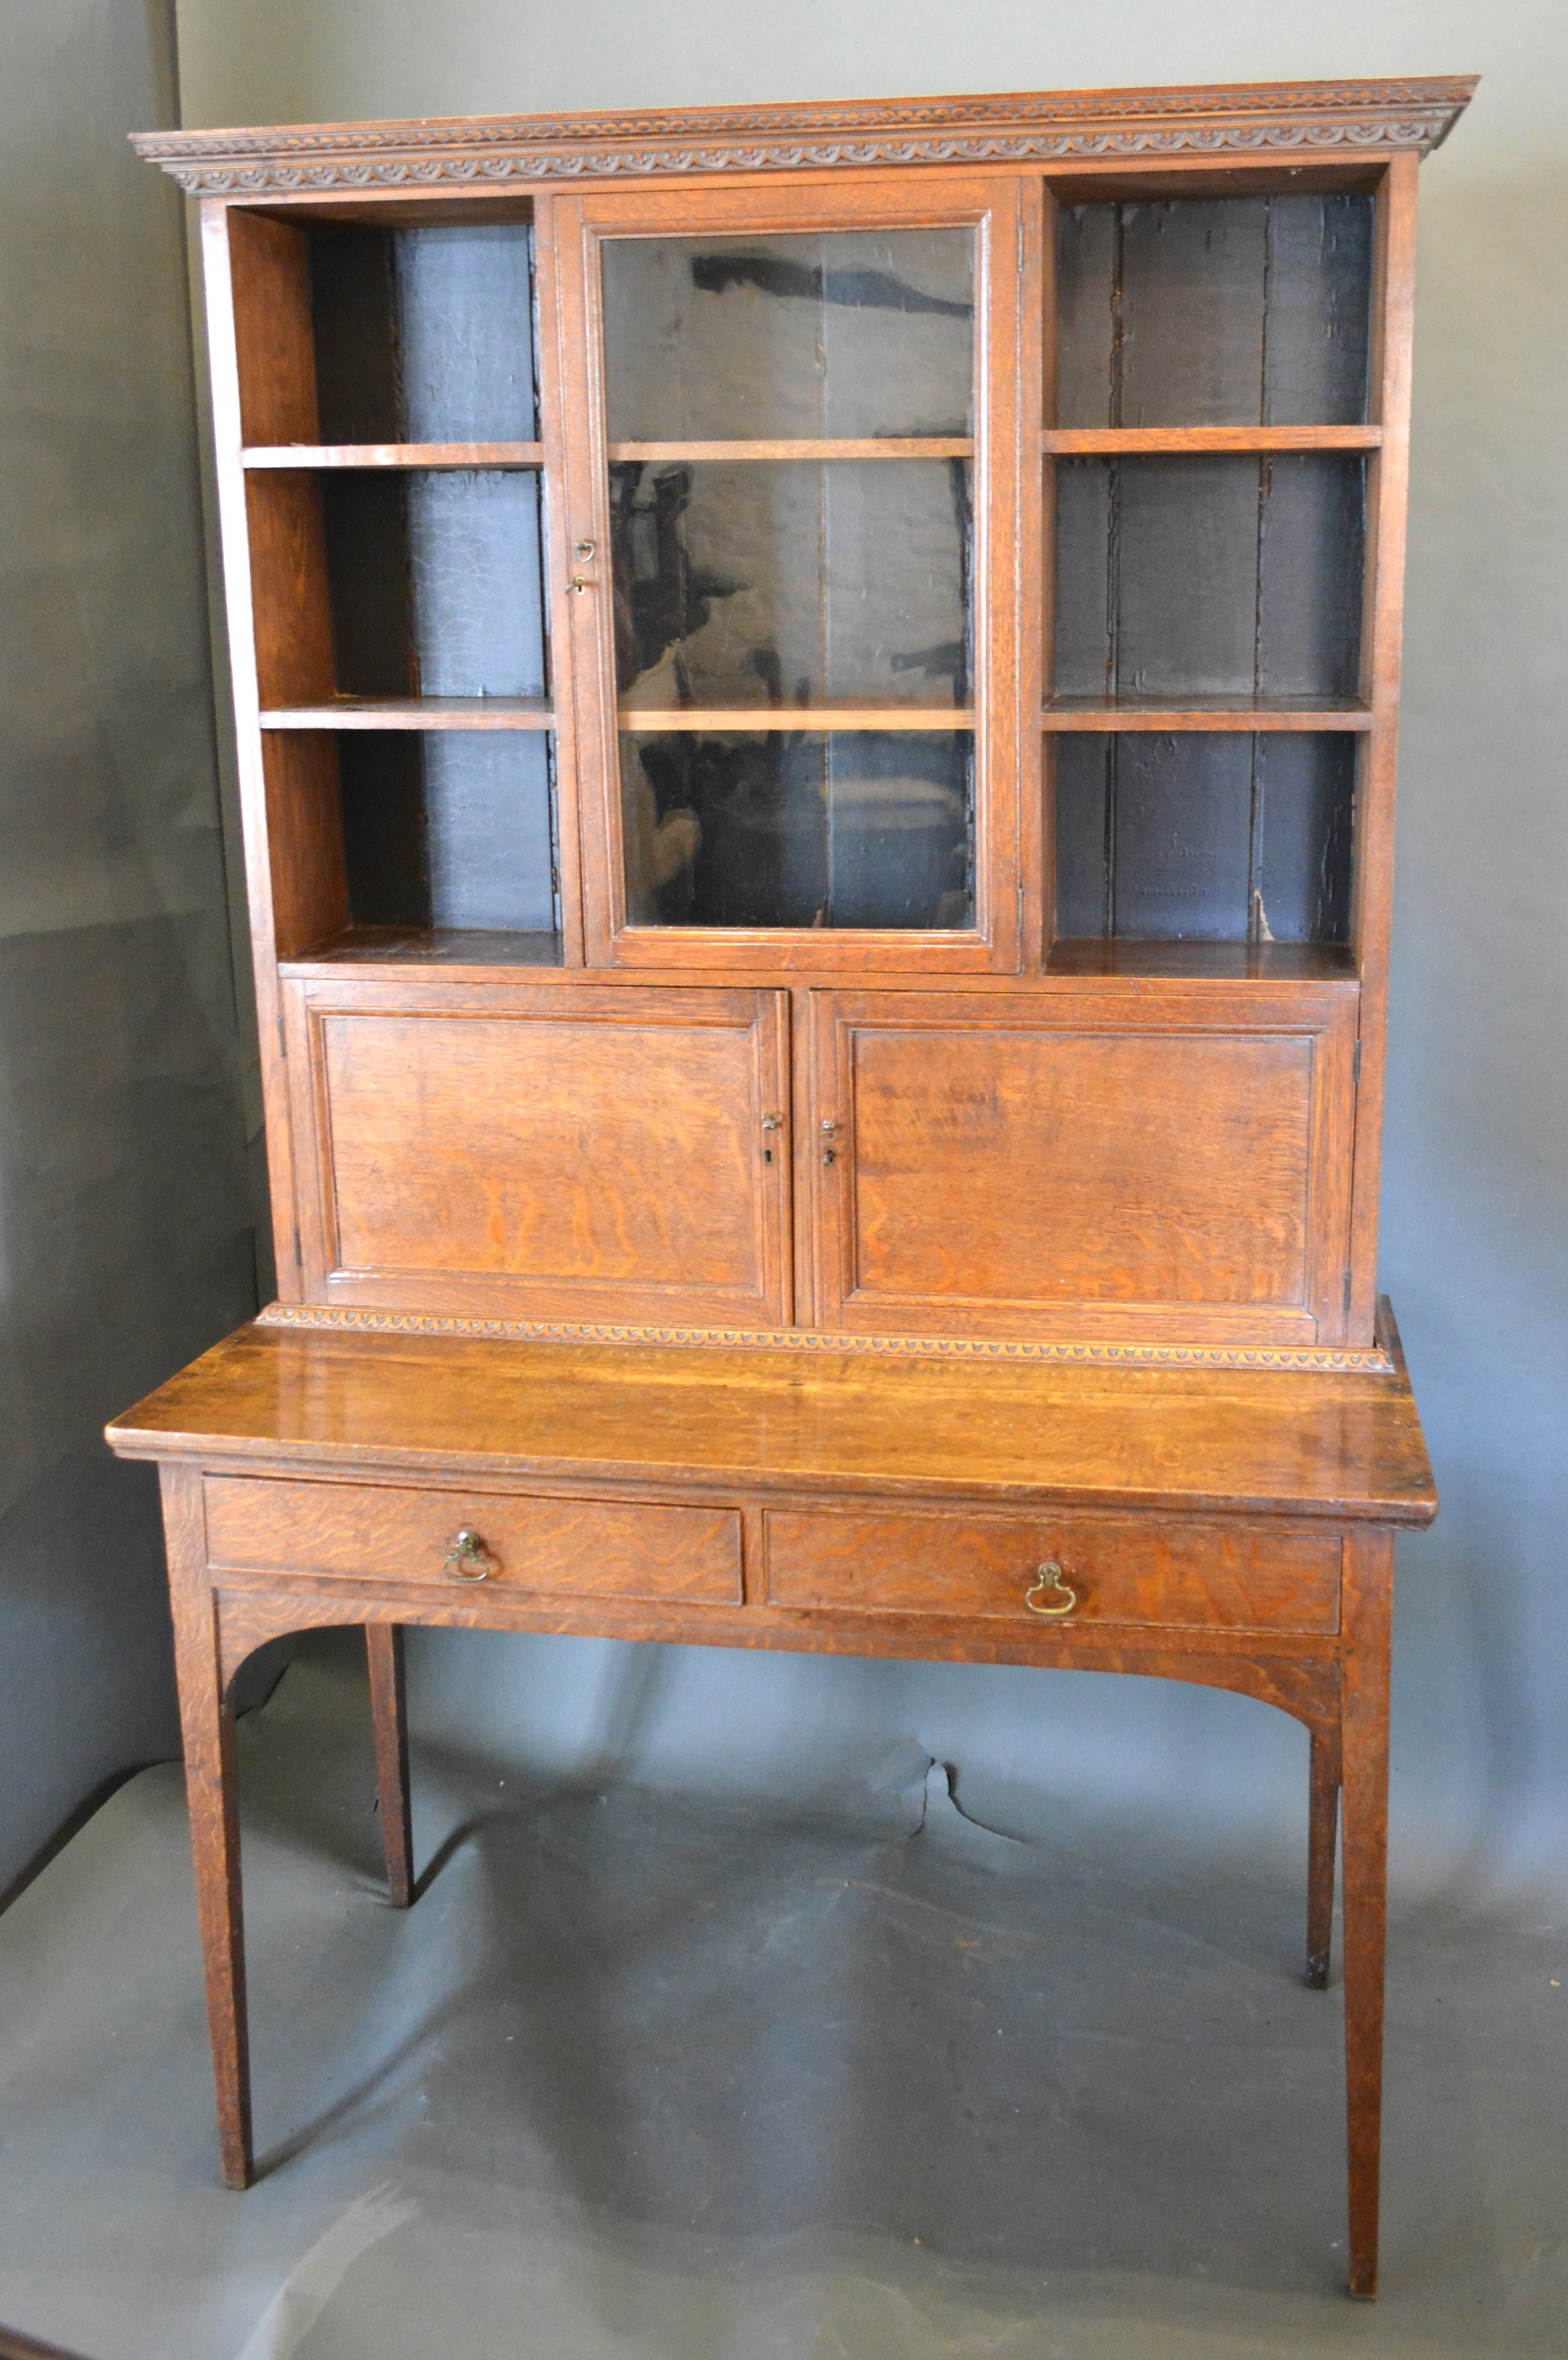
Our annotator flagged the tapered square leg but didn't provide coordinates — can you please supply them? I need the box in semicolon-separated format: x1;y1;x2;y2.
367;1624;414;1908
1340;1528;1394;2300
1307;1726;1342;1989
160;1464;252;2190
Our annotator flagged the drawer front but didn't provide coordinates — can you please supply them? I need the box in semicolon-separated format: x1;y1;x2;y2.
764;1509;1339;1634
204;1477;741;1605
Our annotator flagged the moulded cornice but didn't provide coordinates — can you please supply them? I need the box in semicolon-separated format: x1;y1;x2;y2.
132;76;1478;196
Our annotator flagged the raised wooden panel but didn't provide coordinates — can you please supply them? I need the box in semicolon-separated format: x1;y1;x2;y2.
287;979;792;1324
204;1475;741;1602
765;1507;1341;1634
809;985;1356;1344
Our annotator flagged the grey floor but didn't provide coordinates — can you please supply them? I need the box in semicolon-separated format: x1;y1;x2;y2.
0;1636;1561;2360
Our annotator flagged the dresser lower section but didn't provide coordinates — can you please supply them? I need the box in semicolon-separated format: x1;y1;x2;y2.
196;1469;1347;1713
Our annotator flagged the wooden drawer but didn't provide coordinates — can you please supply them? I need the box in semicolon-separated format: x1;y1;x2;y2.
204;1477;742;1604
763;1509;1339;1634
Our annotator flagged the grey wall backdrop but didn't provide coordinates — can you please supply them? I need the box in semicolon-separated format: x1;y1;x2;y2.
163;0;1568;1893
0;0;258;1898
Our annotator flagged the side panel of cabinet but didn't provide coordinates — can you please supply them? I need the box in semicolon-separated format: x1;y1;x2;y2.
283;979;792;1326
808;986;1357;1344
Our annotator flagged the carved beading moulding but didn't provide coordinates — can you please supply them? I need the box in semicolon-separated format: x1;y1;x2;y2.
132;77;1476;196
255;1300;1398;1375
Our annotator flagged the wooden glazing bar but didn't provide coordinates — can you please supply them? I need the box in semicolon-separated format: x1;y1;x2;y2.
1042;426;1382;454
1023;176;1052;972
606;438;973;462
260;698;554;730
1044;702;1372;731
619;707;974;733
243;442;545;469
530;190;590;967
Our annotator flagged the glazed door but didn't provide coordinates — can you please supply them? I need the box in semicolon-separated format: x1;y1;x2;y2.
544;174;1023;972
807;986;1358;1345
284;979;792;1327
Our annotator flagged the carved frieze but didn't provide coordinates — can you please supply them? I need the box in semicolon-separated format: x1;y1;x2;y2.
132;78;1477;196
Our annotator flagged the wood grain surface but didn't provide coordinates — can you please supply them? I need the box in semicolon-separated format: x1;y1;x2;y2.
763;1507;1340;1632
287;981;793;1326
108;1315;1436;1524
809;985;1355;1342
205;1473;743;1602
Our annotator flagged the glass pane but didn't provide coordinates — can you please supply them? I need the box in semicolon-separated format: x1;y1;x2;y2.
620;730;973;930
603;229;973;442
612;459;970;709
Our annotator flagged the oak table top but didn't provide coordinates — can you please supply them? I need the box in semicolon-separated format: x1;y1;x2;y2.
109;1304;1436;1525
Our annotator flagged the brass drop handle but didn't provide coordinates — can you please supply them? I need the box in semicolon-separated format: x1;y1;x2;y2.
1025;1561;1078;1619
443;1528;493;1583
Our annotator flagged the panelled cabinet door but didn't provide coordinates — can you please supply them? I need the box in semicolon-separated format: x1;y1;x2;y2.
544;174;1023;972
807;986;1357;1345
284;980;792;1327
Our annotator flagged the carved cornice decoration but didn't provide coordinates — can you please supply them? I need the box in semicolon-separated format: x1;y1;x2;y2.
255;1300;1397;1374
134;77;1477;196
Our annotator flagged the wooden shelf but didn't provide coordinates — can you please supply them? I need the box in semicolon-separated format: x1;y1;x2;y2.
283;926;565;970
607;438;972;464
243;442;544;469
1046;939;1359;982
1042;425;1380;455
1044;699;1372;733
261;698;553;731
620;706;973;733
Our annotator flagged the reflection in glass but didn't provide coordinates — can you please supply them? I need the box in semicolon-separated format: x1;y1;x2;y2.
610;460;971;708
603;230;973;443
621;732;973;930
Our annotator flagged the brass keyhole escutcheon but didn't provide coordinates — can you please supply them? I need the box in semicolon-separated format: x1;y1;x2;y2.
761;1110;783;1164
1025;1562;1078;1618
443;1528;492;1583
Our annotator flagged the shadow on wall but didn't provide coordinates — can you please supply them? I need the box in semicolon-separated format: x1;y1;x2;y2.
0;0;259;1898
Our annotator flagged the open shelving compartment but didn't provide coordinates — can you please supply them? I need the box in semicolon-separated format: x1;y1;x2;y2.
1040;175;1389;981
225;199;567;967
